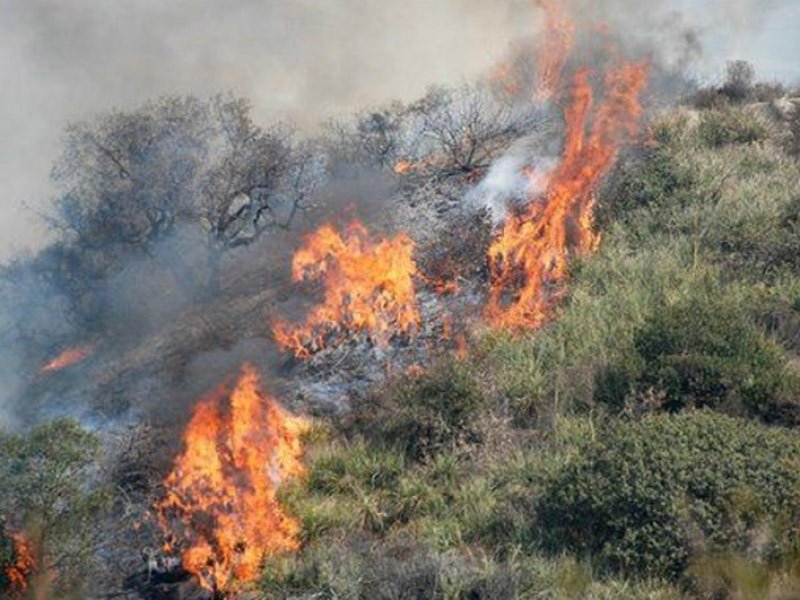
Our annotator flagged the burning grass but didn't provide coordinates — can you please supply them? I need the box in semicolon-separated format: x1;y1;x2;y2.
155;364;308;592
486;64;648;330
272;221;421;358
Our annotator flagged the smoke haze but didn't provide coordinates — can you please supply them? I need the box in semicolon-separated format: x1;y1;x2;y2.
0;0;797;260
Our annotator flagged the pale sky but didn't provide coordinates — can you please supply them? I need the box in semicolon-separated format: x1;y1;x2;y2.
0;0;798;261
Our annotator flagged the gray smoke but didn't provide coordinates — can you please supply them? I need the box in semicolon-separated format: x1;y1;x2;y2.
1;0;794;260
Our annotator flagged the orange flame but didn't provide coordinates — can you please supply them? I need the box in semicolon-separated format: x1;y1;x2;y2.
155;364;308;592
39;345;93;374
4;531;36;597
486;60;648;328
534;0;576;100
393;159;415;175
272;221;421;357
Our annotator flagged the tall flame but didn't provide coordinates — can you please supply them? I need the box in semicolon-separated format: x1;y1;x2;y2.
155;364;307;592
534;0;576;100
272;221;420;357
4;531;36;597
486;3;648;330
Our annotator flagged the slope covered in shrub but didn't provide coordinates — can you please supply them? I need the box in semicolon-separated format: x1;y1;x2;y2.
538;411;800;580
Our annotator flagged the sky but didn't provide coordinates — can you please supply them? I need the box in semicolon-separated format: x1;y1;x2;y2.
0;0;798;261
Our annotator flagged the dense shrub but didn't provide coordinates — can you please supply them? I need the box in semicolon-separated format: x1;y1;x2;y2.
0;419;107;596
538;411;800;580
595;293;797;420
698;109;768;148
599;141;696;226
355;361;487;462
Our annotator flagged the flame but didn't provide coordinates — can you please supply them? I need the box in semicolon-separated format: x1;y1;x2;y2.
486;2;648;329
490;60;522;98
39;345;93;374
155;364;308;592
4;531;36;597
534;0;576;100
393;159;415;175
272;221;421;358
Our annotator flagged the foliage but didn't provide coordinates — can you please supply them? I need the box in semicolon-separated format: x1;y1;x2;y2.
537;411;800;580
354;360;487;462
594;291;798;420
0;419;108;596
698;108;769;148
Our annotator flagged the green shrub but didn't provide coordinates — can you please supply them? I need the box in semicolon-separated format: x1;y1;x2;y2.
598;119;697;227
595;291;797;420
356;361;487;461
537;412;800;580
0;419;107;596
699;109;768;148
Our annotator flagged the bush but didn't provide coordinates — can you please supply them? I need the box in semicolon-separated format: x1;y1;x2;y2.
0;419;107;596
355;361;487;462
699;109;768;148
599;140;696;226
720;60;756;104
537;411;800;580
595;292;797;420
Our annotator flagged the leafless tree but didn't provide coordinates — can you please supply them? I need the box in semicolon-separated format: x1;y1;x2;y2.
411;83;532;176
323;101;414;171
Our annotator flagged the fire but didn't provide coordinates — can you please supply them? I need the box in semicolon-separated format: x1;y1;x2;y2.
533;0;576;100
39;345;93;374
485;2;648;330
393;159;415;175
490;60;522;97
272;221;420;357
3;531;36;597
155;364;308;592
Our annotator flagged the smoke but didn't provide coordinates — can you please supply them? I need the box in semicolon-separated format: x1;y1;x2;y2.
0;0;531;261
465;135;558;224
2;0;795;261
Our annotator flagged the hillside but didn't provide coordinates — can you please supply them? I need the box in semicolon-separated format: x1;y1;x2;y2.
2;15;800;600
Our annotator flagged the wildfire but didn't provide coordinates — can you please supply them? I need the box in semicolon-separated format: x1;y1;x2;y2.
272;221;421;357
393;159;415;175
155;365;308;592
485;2;648;330
533;0;576;100
3;531;36;597
39;345;93;374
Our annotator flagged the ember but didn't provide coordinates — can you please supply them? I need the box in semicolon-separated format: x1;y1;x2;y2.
3;530;36;597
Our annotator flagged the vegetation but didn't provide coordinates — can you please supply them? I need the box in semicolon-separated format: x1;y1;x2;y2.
2;62;800;598
0;419;108;598
539;412;800;579
267;66;800;598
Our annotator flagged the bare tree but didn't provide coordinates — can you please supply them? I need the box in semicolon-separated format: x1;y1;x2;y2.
721;60;756;103
411;83;531;176
323;101;412;170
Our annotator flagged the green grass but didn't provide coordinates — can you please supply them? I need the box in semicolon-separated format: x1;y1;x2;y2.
258;99;800;598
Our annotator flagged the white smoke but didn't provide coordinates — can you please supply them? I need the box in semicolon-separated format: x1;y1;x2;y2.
465;135;557;224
